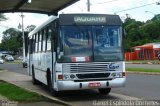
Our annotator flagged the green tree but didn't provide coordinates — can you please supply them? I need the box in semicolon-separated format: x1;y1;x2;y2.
123;16;160;52
26;25;36;32
123;17;144;51
0;28;22;54
0;14;7;21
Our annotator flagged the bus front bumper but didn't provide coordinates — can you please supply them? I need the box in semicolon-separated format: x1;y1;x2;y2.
57;77;126;91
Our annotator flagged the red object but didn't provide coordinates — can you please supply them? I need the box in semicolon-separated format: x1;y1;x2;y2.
72;57;76;62
125;43;160;60
88;82;101;87
58;75;63;80
122;72;126;77
85;57;89;62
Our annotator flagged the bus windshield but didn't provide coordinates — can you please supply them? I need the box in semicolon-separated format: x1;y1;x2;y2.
59;25;123;62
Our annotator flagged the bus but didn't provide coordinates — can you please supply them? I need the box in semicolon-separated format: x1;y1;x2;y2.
28;14;126;96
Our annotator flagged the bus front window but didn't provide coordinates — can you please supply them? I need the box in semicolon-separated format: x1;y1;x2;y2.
59;26;123;62
59;26;93;62
94;26;123;61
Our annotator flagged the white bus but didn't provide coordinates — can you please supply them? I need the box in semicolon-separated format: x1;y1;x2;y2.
28;14;126;96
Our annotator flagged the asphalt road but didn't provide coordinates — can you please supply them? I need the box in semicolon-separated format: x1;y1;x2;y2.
0;63;28;75
0;63;160;105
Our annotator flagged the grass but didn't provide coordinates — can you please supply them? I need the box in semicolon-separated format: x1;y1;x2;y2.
5;60;22;64
0;81;48;102
126;68;160;73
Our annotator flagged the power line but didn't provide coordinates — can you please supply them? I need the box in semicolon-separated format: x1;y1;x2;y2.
114;2;159;14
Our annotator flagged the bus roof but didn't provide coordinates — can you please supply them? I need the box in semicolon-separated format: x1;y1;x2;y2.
29;16;57;37
29;14;122;37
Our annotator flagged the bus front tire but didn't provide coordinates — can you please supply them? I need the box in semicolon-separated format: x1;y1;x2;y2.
47;71;59;96
98;88;111;95
32;66;39;85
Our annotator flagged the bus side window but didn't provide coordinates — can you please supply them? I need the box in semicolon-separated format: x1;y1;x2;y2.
32;35;35;53
53;23;58;52
39;32;42;52
29;39;32;54
46;28;51;51
43;29;46;52
35;34;38;52
41;30;44;52
30;36;34;54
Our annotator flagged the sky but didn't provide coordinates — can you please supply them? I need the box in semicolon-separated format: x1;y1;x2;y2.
0;0;160;43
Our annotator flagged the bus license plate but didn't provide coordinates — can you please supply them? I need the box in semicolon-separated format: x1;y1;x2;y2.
88;82;101;87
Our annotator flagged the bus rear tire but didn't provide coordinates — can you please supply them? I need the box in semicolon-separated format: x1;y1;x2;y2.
98;88;111;95
47;71;59;96
32;66;39;85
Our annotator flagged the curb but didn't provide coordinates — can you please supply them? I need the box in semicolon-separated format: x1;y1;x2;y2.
0;79;72;106
127;71;160;75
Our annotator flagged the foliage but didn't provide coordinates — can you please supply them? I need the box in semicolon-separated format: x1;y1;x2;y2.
0;25;36;55
0;14;7;21
0;28;22;54
126;68;160;73
123;15;160;52
26;25;36;32
0;81;47;102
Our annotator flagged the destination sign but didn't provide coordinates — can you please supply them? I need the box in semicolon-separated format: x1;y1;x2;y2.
74;16;106;23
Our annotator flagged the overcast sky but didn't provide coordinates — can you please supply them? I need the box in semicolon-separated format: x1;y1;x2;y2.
0;0;160;43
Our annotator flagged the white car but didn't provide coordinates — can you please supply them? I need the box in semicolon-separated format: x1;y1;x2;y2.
5;55;14;61
0;58;4;64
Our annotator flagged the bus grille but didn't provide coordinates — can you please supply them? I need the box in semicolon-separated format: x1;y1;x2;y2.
63;62;116;73
76;73;110;79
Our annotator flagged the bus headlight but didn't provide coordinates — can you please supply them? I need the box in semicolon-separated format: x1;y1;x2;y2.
111;72;124;78
70;74;75;79
63;74;76;80
116;72;122;78
63;74;70;79
116;72;126;77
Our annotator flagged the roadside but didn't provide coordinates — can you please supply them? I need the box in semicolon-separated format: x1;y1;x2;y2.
0;71;71;106
126;62;160;75
0;80;49;102
4;60;22;64
126;67;160;75
126;60;160;64
127;71;160;75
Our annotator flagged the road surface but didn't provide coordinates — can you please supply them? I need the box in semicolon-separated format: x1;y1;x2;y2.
0;63;160;106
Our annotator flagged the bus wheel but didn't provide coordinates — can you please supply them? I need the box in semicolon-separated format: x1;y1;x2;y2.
47;71;59;96
98;88;111;95
32;66;39;85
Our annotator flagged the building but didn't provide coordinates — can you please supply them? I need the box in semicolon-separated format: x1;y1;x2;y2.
125;43;160;61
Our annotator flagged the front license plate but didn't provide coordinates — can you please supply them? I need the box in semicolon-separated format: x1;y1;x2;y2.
88;82;101;87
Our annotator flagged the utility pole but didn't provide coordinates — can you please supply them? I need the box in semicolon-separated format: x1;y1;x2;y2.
87;0;90;12
19;13;25;60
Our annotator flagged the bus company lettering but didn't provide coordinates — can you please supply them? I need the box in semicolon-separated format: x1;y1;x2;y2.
74;16;106;23
109;63;120;69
